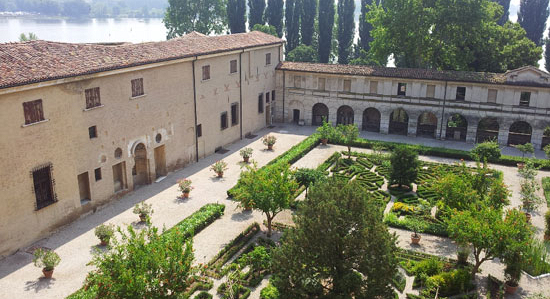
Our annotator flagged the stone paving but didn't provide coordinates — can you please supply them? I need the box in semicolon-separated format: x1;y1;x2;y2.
0;123;549;299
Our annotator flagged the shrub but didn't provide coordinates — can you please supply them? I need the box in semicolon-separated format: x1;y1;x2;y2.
522;239;550;276
545;210;550;238
470;141;501;162
178;178;193;193
240;147;253;158
94;224;115;242
262;135;277;147
390;146;419;188
316;120;336;140
194;291;213;299
514;143;535;159
133;202;153;218
542;177;550;205
33;248;60;271
413;257;444;277
425;268;473;297
391;202;416;215
260;283;280;299
211;160;228;173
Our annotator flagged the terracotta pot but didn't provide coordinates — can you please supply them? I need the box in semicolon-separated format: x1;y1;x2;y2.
217;171;224;178
43;268;54;279
100;238;109;246
182;191;190;198
268;145;273;150
525;212;532;222
517;162;525;170
321;138;328;145
505;282;519;294
411;234;421;245
139;214;147;222
243;156;250;163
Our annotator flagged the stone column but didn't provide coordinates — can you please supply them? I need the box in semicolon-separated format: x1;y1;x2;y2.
407;118;418;137
354;109;363;131
498;122;510;146
436;117;444;139
379;111;390;134
466;123;478;143
531;127;544;149
328;108;337;126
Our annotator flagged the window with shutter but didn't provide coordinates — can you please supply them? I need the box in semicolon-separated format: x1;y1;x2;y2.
343;80;351;92
131;78;144;97
23;99;45;125
258;94;264;113
202;65;210;80
231;103;238;125
85;87;101;109
370;81;378;94
221;112;228;130
32;164;56;210
426;85;435;98
487;89;497;103
266;53;271;65
230;60;238;74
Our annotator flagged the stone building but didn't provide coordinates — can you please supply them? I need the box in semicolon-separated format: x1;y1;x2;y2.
275;62;550;149
0;31;283;257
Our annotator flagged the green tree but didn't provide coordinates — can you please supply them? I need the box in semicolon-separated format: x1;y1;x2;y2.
164;0;227;38
446;206;532;276
19;32;38;41
227;0;246;33
470;140;501;162
234;163;298;237
294;168;326;197
336;124;359;158
252;24;278;36
248;0;266;30
265;0;284;37
271;179;398;298
85;225;195;298
300;0;316;45
492;0;510;25
358;0;375;52
285;0;301;54
367;0;541;72
286;44;318;62
518;0;549;46
546;30;550;72
389;146;419;188
336;0;355;64
318;0;335;62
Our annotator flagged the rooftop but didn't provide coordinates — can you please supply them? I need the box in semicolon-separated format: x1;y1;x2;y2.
0;31;283;90
276;61;550;88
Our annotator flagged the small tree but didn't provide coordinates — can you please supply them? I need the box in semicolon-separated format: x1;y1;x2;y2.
389;146;419;189
294;168;326;198
234;163;298;237
336;124;359;158
514;143;535;159
471;141;501;163
316;119;336;142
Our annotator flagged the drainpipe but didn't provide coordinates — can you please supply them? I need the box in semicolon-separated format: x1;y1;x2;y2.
192;57;199;162
239;50;244;139
439;80;448;139
282;70;286;123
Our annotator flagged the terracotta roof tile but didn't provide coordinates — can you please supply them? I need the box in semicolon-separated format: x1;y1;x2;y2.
0;31;283;89
276;62;550;88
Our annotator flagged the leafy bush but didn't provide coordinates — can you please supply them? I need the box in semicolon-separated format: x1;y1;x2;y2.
545;210;550;238
470;141;501;162
413;257;444;277
425;268;473;297
522;239;550;276
384;213;448;237
94;223;115;241
392;271;406;293
391;202;416;216
260;283;280;299
316;120;336;140
542;177;550;205
194;291;213;299
33;248;60;271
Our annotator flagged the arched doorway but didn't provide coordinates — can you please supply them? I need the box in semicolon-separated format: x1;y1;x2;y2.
417;112;438;138
312;103;329;126
446;113;468;141
133;143;149;186
362;108;381;132
476;117;499;143
389;108;409;135
337;105;354;125
508;121;532;145
542;126;550;149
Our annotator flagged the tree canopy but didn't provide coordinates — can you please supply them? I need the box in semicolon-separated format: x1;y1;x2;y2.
164;0;227;38
389;146;419;188
285;0;301;54
300;0;317;45
248;0;266;30
252;24;278;37
518;0;550;46
271;178;398;298
337;0;355;64
366;0;541;72
227;0;246;33
318;0;335;62
265;0;284;37
286;44;318;62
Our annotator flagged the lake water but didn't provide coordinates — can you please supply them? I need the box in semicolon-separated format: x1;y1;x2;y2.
0;17;167;43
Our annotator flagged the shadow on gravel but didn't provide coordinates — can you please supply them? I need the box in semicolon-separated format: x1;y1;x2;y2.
24;277;56;293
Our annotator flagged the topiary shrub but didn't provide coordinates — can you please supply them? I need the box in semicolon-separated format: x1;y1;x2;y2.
470;141;501;162
194;291;213;299
260;283;280;299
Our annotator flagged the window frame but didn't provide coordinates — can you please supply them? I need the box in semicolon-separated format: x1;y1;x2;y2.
343;79;351;92
231;103;239;126
230;60;238;74
456;86;466;101
266;53;272;65
369;81;378;94
94;168;102;181
32;163;56;210
22;99;45;125
426;85;436;98
131;78;145;98
202;65;211;81
294;76;301;88
197;124;202;138
89;126;97;139
520;91;531;107
85;87;102;109
221;111;228;130
318;78;326;91
397;83;407;96
487;89;498;104
258;94;264;114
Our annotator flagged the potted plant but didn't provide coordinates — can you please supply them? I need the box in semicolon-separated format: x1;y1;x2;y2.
520;176;542;221
178;178;194;198
545;210;550;240
33;248;60;279
133;202;153;222
316;120;334;145
239;147;253;163
262;135;277;150
94;223;115;246
408;217;426;245
211;160;228;178
514;143;534;169
504;252;522;294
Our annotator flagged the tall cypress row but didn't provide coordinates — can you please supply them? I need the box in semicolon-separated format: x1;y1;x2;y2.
266;0;284;37
300;0;317;45
492;0;511;25
358;0;374;52
318;0;335;62
285;0;301;54
227;0;247;33
518;0;549;46
337;0;355;64
545;30;550;71
248;0;267;30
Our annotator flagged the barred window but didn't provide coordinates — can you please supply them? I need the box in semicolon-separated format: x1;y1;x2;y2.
85;87;101;109
266;53;272;65
202;65;211;80
231;103;238;126
520;92;531;107
23;99;45;125
221;112;228;130
397;83;407;96
456;87;466;101
258;94;264;113
131;78;144;97
32;163;56;210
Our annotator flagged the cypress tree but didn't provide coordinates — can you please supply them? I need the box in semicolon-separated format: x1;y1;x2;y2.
227;0;247;33
545;29;550;71
318;0;335;62
337;0;355;64
358;0;374;52
285;0;301;54
265;0;284;37
248;0;266;30
492;0;511;25
518;0;549;46
300;0;317;45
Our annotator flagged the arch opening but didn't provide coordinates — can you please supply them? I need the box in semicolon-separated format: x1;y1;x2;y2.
508;121;532;146
446;113;468;141
476;117;499;143
362;108;381;132
336;105;354;125
416;112;438;138
389;108;409;135
133;143;149;186
312;103;329;126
